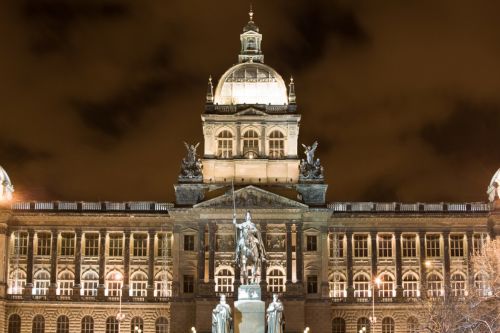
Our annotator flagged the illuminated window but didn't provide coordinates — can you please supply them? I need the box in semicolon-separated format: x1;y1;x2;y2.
451;273;466;296
242;130;259;158
37;233;51;256
329;273;346;298
382;317;395;333
267;268;285;293
82;270;99;296
60;233;75;256
474;273;490;296
56;316;69;333
131;272;148;297
154;271;172;297
427;274;443;297
332;318;346;333
84;234;99;257
155;317;168;333
81;316;94;333
354;235;368;257
215;268;234;293
426;235;440;257
130;317;143;333
8;269;26;294
58;271;74;296
217;130;233;158
378;274;394;297
109;234;123;257
34;270;50;295
133;234;147;257
306;235;317;251
402;273;419;297
329;234;344;258
402;235;417;257
106;271;123;297
157;233;172;257
473;234;488;254
450;235;464;257
354;274;370;297
378;235;393;257
357;317;371;333
105;317;118;333
13;232;28;256
269;131;284;158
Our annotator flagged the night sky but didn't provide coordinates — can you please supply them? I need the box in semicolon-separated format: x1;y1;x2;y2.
1;0;499;203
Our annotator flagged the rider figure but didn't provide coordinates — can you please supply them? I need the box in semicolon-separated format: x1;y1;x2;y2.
233;210;267;265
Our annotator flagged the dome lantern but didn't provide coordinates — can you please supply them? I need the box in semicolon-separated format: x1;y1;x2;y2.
238;6;264;64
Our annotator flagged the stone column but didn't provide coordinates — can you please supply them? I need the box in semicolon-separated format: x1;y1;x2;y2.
419;231;427;299
236;123;241;157
197;222;206;283
466;230;474;289
97;229;106;299
0;224;8;299
208;222;216;282
48;229;58;299
395;231;403;300
286;224;292;284
122;230;130;301
24;229;35;297
443;231;450;294
260;124;266;157
296;223;303;283
346;229;354;300
260;222;267;296
147;230;155;300
72;229;82;300
320;226;330;298
370;230;378;278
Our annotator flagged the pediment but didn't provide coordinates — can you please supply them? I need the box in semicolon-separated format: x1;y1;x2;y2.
194;185;308;209
234;108;267;116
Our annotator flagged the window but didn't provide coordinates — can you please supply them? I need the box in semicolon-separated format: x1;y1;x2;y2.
378;235;393;257
329;234;344;258
427;274;443;297
382;317;395;333
426;235;440;257
451;273;466;297
13;232;28;256
109;234;123;257
269;131;285;158
329;273;346;298
37;233;51;256
354;274;370;297
357;317;371;333
242;130;259;158
8;314;21;333
473;234;488;254
130;317;144;333
307;275;318;294
450;235;464;257
157;233;172;257
56;316;69;333
407;317;419;333
402;235;417;257
403;273;419;298
474;273;490;296
106;271;123;297
84;234;99;257
34;270;50;295
82;270;99;296
267;268;285;292
306;235;317;251
378;274;394;297
332;318;346;333
216;268;234;293
155;271;173;297
58;271;74;296
354;235;368;257
156;317;168;333
60;233;75;256
184;235;195;251
8;269;26;294
133;234;147;257
105;317;119;333
217;130;233;158
81;316;94;333
183;275;194;293
32;315;45;333
131;272;148;297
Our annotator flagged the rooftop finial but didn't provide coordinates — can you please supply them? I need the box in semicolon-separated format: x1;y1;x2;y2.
206;75;214;103
249;4;254;21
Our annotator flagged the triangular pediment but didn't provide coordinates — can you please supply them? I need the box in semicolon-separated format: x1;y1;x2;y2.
193;185;308;209
234;108;267;116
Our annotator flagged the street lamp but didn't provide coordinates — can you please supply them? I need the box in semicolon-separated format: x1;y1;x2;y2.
134;326;142;333
369;276;381;327
303;327;310;333
113;272;125;332
191;327;197;333
359;326;367;333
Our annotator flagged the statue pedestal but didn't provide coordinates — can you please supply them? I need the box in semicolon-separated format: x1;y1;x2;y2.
234;285;265;333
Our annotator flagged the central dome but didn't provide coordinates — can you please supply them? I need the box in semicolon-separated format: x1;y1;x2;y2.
214;62;288;106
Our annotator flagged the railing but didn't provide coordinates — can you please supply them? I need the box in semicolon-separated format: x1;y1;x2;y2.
10;201;174;213
327;202;491;213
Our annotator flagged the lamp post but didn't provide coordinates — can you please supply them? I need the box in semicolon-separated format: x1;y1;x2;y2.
134;326;142;333
369;276;381;330
303;327;310;333
114;272;125;332
191;327;197;333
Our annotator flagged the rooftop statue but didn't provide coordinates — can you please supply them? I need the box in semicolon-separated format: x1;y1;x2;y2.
302;141;318;165
266;293;285;333
299;141;324;180
487;168;500;202
212;295;233;333
179;142;203;181
0;165;14;201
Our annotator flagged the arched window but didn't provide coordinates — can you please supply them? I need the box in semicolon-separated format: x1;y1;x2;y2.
407;317;419;333
106;271;123;297
382;317;395;333
130;317;144;333
131;271;148;297
154;271;173;297
242;130;259;158
269;131;285;158
58;271;74;296
354;274;370;298
215;267;234;293
56;315;69;333
427;273;443;297
32;315;45;333
450;273;466;297
105;317;119;333
403;273;419;298
155;317;169;333
357;317;371;333
34;270;50;295
82;270;99;296
8;314;21;333
81;316;94;333
217;130;233;158
332;317;346;333
474;273;490;296
8;269;26;294
329;273;346;298
267;268;285;292
378;274;395;297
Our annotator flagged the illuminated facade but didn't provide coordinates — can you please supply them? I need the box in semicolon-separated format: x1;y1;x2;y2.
0;9;499;333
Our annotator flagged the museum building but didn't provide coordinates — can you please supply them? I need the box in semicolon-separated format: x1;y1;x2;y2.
0;9;499;333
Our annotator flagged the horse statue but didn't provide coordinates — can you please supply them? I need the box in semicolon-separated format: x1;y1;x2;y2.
233;211;266;285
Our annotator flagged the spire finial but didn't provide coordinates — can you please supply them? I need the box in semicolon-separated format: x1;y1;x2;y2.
206;75;214;103
288;76;296;104
249;4;254;21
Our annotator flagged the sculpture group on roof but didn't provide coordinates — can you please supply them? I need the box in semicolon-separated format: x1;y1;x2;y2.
0;166;14;201
487;168;500;202
179;142;203;181
299;141;324;180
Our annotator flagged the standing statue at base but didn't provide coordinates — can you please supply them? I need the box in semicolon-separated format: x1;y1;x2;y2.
266;294;285;333
212;295;233;333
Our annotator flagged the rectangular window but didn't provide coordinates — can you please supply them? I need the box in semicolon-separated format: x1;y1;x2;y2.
307;275;318;294
133;234;147;257
354;234;368;257
84;234;99;257
13;232;28;256
402;235;417;257
378;235;393;257
184;235;195;251
109;234;123;257
306;235;317;251
473;233;488;254
60;233;75;256
157;233;172;257
426;235;441;257
183;275;194;293
329;234;344;258
450;235;464;257
37;233;51;256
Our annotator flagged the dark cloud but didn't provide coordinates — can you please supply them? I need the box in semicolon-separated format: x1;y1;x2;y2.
0;141;51;166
